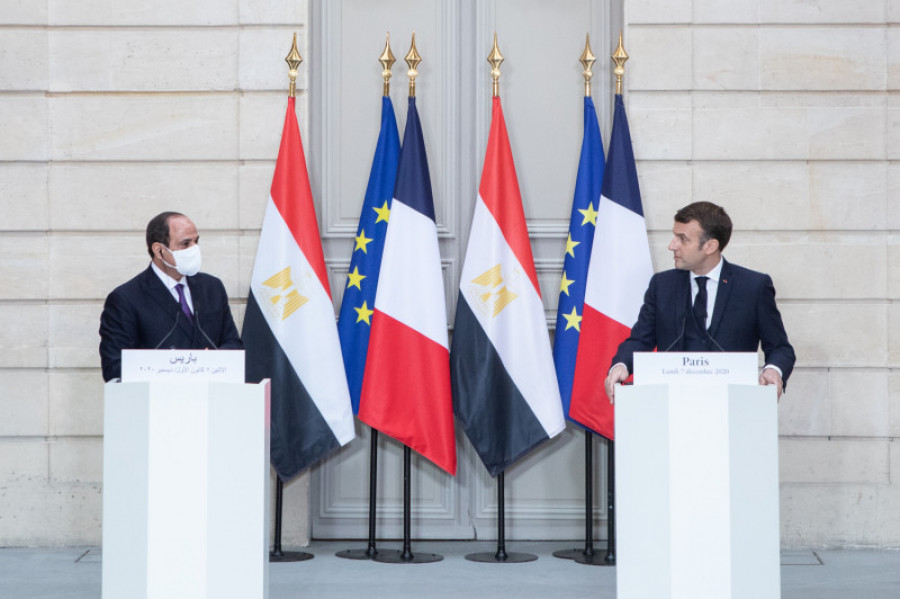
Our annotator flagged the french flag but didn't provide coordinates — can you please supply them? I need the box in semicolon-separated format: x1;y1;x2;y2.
451;97;565;477
243;97;356;480
358;97;457;475
569;94;653;440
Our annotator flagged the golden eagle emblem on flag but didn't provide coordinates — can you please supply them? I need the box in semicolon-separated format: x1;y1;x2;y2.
466;263;520;319
259;266;309;321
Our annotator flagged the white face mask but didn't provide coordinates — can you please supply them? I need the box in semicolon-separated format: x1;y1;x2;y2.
161;244;202;277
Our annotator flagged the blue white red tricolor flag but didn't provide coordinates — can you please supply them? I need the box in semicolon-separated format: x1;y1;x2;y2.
552;96;605;420
358;97;457;475
451;96;565;477
243;96;356;480
337;96;401;414
569;94;653;440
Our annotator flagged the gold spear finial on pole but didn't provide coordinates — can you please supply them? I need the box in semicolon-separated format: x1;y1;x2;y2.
379;32;396;97
611;30;629;95
487;32;504;98
405;33;422;97
285;33;303;98
580;33;596;97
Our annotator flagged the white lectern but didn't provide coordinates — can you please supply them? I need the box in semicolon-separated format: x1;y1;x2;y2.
616;353;780;599
102;353;270;599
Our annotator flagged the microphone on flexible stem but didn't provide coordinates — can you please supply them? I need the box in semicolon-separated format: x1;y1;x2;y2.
662;315;686;352
153;306;181;350
195;310;219;350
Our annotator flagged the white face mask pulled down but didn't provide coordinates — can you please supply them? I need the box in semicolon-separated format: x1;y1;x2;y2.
162;244;202;277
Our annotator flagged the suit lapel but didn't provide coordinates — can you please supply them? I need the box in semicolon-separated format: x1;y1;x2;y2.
708;258;733;338
674;271;690;350
139;266;194;340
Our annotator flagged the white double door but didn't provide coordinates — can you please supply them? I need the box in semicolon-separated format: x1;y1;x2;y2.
310;0;617;540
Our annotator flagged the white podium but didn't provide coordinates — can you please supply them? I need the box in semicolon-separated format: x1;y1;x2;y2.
102;378;271;599
616;356;780;599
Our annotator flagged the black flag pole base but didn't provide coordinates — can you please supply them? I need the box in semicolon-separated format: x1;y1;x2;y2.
337;430;387;561
465;550;537;563
468;472;537;563
269;549;314;563
574;552;613;566
270;477;314;562
574;543;614;566
335;547;404;561
372;549;443;564
553;544;613;566
372;446;443;564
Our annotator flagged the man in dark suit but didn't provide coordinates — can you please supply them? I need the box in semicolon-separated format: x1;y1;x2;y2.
604;201;794;401
99;211;242;381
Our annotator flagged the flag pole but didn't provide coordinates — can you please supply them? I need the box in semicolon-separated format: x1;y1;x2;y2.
371;34;442;565
464;34;537;564
552;34;609;566
268;33;315;564
336;34;402;562
602;31;630;567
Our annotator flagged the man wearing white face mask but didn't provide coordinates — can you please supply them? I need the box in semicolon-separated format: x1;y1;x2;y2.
99;211;242;381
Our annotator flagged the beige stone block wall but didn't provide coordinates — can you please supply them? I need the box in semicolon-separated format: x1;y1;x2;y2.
1;0;898;549
628;1;900;547
0;0;311;547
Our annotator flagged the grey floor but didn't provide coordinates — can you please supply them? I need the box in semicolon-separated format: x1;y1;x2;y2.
2;541;899;598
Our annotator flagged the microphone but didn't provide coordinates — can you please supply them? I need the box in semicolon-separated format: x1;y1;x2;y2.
195;310;219;350
662;314;686;352
153;305;181;350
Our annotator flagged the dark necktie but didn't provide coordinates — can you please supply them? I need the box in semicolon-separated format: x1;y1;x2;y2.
693;276;708;330
175;283;194;324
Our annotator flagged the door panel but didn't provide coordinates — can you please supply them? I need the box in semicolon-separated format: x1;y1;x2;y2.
311;0;617;541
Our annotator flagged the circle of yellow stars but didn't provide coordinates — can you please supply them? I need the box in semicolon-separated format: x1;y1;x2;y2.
347;201;391;326
558;201;598;333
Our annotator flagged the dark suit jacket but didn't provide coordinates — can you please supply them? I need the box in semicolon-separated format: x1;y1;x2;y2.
99;265;242;381
611;258;795;384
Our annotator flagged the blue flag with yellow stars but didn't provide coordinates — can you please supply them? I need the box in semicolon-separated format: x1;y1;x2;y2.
552;96;605;418
337;96;401;414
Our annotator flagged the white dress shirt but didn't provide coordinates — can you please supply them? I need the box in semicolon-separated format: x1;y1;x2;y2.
151;262;194;313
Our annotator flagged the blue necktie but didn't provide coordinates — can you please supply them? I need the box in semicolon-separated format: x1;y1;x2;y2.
175;283;194;324
693;276;708;330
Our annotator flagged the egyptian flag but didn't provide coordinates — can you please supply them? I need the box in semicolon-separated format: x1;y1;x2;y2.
243;96;356;481
451;96;565;477
569;94;653;440
358;97;456;475
552;96;605;419
337;96;401;414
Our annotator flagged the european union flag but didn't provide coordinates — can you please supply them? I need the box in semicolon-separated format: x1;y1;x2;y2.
553;96;605;417
337;96;401;414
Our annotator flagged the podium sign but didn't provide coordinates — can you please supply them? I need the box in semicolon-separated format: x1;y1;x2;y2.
634;351;758;385
616;354;781;599
121;349;245;383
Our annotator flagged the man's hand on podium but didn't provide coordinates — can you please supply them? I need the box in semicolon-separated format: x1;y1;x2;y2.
759;367;783;400
605;363;629;404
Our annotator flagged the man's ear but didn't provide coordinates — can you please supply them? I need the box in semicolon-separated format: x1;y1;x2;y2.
703;238;719;255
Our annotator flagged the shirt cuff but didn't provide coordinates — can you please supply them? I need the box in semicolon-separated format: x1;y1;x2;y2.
762;364;783;378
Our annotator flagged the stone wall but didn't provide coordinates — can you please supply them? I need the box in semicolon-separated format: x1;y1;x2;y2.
626;0;900;547
0;0;311;546
1;0;898;548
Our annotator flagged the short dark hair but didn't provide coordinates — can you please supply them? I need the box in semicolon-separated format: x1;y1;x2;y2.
674;202;732;251
146;212;184;258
